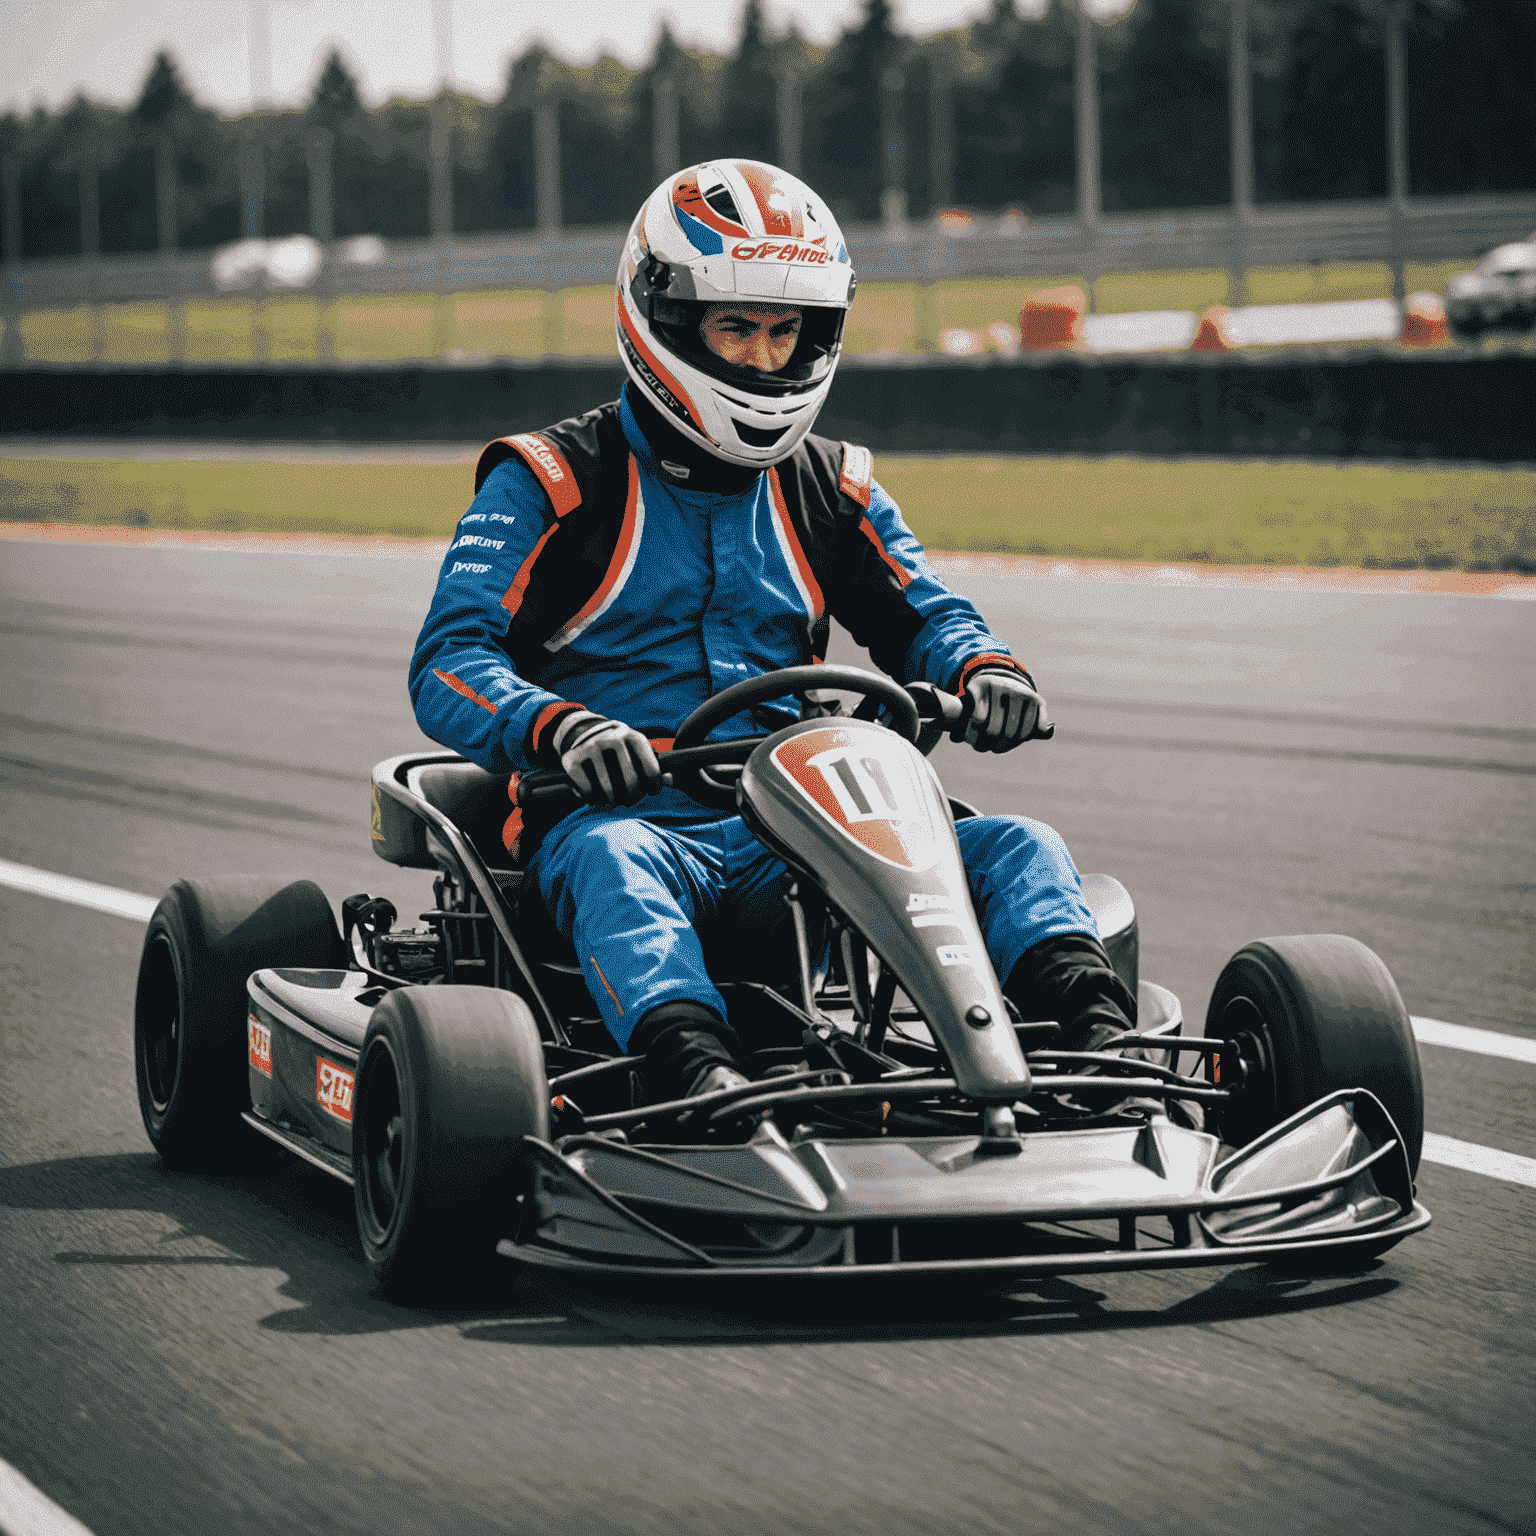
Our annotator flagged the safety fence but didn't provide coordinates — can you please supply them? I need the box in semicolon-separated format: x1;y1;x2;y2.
2;192;1533;366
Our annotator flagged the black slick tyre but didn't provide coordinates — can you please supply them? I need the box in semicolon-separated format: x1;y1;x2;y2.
352;986;549;1303
1206;933;1424;1175
134;877;345;1170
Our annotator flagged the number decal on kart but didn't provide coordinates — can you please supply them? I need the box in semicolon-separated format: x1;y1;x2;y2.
772;726;940;871
248;1014;272;1078
316;1057;354;1123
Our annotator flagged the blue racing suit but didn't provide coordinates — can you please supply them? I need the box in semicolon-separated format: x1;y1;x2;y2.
411;388;1094;1048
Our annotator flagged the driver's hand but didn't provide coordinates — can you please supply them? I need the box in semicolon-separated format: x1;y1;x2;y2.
553;711;666;806
961;672;1048;754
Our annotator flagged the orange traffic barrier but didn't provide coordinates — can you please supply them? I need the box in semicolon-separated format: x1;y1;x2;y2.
1191;305;1236;351
1401;291;1448;347
1020;286;1086;350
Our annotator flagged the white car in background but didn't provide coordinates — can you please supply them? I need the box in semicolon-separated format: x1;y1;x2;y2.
1445;241;1536;339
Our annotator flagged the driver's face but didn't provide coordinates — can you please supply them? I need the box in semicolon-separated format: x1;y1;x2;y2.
700;303;803;373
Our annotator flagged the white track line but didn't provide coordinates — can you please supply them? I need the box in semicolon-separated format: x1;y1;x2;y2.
0;1457;95;1536
1421;1134;1536;1190
1411;1015;1536;1066
3;857;1532;1188
0;859;157;923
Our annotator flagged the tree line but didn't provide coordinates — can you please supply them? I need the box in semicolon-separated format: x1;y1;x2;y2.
2;0;1531;262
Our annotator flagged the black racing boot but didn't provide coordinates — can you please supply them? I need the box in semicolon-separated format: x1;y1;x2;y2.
1004;932;1137;1054
629;1000;748;1105
1006;933;1187;1121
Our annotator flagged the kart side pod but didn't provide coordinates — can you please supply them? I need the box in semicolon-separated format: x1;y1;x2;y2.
736;718;1033;1101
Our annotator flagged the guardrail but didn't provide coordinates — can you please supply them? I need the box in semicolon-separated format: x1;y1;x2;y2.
2;192;1532;359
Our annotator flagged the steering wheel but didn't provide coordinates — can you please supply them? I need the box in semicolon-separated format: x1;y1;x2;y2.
670;665;921;810
515;666;926;813
672;665;921;752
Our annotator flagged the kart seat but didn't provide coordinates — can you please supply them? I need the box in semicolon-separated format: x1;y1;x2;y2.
1081;873;1138;996
405;760;515;871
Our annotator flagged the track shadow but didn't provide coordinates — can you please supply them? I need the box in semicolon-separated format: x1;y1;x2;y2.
459;1263;1399;1349
0;1148;543;1336
1;1150;1400;1347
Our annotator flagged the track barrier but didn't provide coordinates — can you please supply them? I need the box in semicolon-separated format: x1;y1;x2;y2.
1190;306;1237;352
1020;287;1087;351
2;351;1533;461
1401;292;1449;348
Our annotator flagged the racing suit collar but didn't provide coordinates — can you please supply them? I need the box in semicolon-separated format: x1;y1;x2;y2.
620;384;765;497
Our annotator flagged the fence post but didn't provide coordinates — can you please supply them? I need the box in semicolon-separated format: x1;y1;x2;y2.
1384;2;1409;308
653;69;679;186
1074;0;1101;313
79;158;105;361
241;119;268;361
308;127;335;361
157;135;185;364
921;52;954;351
429;97;456;357
535;84;563;358
1;151;20;365
1228;0;1254;308
776;65;802;178
880;66;907;231
928;59;954;214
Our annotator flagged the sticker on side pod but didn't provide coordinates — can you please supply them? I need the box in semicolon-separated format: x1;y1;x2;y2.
316;1057;354;1124
248;1015;272;1078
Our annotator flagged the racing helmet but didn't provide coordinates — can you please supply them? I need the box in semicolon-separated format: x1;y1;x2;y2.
616;160;856;468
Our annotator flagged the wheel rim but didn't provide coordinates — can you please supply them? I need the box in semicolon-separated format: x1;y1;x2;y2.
358;1039;406;1241
1213;995;1276;1146
138;933;182;1114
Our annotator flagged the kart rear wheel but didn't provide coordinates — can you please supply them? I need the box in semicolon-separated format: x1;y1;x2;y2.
134;877;344;1170
1206;934;1423;1175
352;986;549;1303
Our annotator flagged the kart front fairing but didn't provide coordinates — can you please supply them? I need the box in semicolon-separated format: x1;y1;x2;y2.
738;718;1029;1101
506;717;1430;1277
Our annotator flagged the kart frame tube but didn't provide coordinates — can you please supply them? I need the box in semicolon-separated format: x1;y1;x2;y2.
371;751;566;1043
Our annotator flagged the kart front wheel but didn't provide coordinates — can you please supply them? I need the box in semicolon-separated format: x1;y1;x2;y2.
1206;933;1424;1175
352;986;549;1303
134;877;345;1170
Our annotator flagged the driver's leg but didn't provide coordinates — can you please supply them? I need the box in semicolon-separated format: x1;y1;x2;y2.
955;814;1136;1048
529;804;745;1101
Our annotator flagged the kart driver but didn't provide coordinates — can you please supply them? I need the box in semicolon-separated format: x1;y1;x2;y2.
411;159;1137;1105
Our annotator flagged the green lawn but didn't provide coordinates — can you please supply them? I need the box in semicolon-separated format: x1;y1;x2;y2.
4;452;1532;572
15;259;1479;366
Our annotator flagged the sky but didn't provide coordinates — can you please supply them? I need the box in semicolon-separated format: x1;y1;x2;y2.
0;0;1130;117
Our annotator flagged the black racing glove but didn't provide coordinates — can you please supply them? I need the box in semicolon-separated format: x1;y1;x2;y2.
551;710;666;806
961;670;1051;754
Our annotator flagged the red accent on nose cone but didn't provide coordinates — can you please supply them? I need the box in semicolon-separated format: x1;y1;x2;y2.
772;725;937;871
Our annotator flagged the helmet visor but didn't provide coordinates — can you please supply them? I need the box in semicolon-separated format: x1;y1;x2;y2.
634;281;846;398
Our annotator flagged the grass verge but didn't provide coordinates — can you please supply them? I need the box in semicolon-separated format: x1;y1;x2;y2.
2;453;1532;571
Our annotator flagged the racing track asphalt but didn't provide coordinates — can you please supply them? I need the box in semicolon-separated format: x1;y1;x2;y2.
1;534;1533;1536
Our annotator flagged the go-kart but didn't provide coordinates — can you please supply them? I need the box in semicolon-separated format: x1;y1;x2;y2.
132;665;1430;1300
